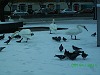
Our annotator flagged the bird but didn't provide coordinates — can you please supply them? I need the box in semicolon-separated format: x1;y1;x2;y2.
19;16;25;25
54;54;66;60
4;36;12;44
49;19;57;34
11;29;34;42
65;25;88;40
68;52;80;60
64;49;70;57
91;32;96;37
0;34;5;40
57;36;61;42
8;16;14;22
81;51;88;60
52;36;58;40
19;15;24;22
64;49;80;60
0;47;6;52
59;44;64;52
72;45;82;51
63;37;67;41
52;36;61;42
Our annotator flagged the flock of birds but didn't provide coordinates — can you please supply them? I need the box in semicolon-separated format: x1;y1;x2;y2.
52;36;67;42
0;29;34;52
0;18;97;62
49;19;97;60
54;44;88;60
49;19;89;40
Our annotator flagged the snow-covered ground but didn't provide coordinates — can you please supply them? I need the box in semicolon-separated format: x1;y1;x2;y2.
0;23;100;75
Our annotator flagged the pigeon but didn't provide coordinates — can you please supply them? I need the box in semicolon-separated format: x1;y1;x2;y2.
64;49;71;59
4;36;12;44
0;34;5;40
54;54;66;60
52;36;58;40
91;32;96;37
52;36;61;42
68;52;80;60
0;47;6;52
16;38;23;43
73;50;82;54
57;36;61;42
81;51;88;59
72;45;82;51
63;37;67;41
59;44;64;52
64;49;80;60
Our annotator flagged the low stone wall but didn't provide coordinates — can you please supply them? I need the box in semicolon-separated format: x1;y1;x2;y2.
19;27;68;31
0;22;23;34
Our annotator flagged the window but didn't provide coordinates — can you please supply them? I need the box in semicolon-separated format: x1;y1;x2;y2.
12;5;17;12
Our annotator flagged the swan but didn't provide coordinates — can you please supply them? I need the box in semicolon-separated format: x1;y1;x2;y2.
65;25;88;40
11;29;34;42
8;16;14;22
49;19;57;34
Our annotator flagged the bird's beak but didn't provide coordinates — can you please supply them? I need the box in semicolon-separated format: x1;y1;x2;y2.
84;26;88;31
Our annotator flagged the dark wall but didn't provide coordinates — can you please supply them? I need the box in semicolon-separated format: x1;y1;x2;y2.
0;22;23;34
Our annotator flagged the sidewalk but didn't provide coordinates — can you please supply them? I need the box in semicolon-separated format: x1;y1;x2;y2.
22;17;97;24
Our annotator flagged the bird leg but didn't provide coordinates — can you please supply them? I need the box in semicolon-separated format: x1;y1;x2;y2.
16;38;23;43
25;38;30;43
71;35;79;40
50;30;52;34
75;36;80;40
75;36;77;40
71;35;73;40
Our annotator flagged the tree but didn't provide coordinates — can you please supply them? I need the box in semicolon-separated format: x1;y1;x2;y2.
0;0;9;22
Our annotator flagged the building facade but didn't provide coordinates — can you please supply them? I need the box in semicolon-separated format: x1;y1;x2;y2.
4;1;94;13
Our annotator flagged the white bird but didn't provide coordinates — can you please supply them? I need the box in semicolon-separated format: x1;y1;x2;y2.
19;16;26;25
8;16;14;22
65;25;88;40
19;16;24;22
49;19;57;34
11;29;34;42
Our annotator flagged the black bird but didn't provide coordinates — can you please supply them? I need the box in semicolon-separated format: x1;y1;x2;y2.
64;49;80;60
54;54;66;60
73;50;82;54
16;38;23;43
0;47;6;52
59;44;64;52
64;49;71;59
64;49;69;57
52;36;58;40
72;45;82;51
63;37;67;41
4;36;12;44
57;36;61;42
0;34;5;40
91;32;96;37
68;52;80;60
81;51;88;60
14;34;21;39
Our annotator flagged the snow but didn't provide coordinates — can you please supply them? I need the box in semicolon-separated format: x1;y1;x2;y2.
0;23;100;75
